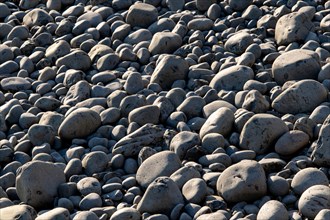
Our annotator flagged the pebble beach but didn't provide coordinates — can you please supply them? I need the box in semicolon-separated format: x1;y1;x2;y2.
0;0;330;219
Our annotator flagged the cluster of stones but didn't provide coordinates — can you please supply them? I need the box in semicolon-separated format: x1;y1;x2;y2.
0;0;330;219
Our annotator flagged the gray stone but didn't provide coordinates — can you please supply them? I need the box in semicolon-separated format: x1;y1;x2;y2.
19;0;39;9
16;161;66;208
267;176;290;197
128;105;160;126
59;108;101;139
23;9;54;28
28;124;55;146
35;208;70;220
167;0;185;11
291;168;329;195
113;124;165;157
136;151;182;189
182;178;208;204
210;65;254;91
150;55;189;90
275;12;314;45
229;0;253;11
1;77;31;91
126;3;158;28
45;40;71;63
82;151;108;176
272;80;328;114
170;166;201;189
0;205;37;220
200;107;234;139
137;177;184;215
196;0;217;11
298;185;330;219
0;3;10;19
320;14;330;32
149;32;182;55
240;114;288;154
257;200;288;220
312;114;330;167
56;50;91;71
0;45;14;65
314;209;330;220
275;130;309;155
187;18;214;31
216;160;267;203
110;207;141;220
73;211;99;220
77;177;101;196
77;11;103;27
224;32;254;55
272;49;321;85
79;193;102;210
170;131;200;160
177;96;206;119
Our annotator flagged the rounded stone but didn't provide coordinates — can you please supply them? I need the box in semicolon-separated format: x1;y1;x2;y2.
298;185;330;219
182;178;208;204
59;108;101;139
210;65;254;92
216;160;267;203
137;176;184;215
272;49;321;85
291;168;329;195
275;130;310;155
257;200;288;220
239;114;289;154
126;3;158;28
272;80;328;114
136;151;182;189
224;32;254;55
16;161;66;209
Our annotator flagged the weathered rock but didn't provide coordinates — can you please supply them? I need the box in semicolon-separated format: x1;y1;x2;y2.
272;80;328;114
0;205;37;220
275;12;314;45
298;185;330;219
150;55;189;90
210;65;254;91
23;9;54;28
200;107;234;138
275;130;310;155
312;114;330;167
272;49;321;85
112;124;165;157
1;77;31;91
128;105;160;126
170;131;200;160
229;0;253;11
216;160;267;203
136;151;182;189
224;32;254;55
149;32;182;55
126;3;158;28
56;50;91;71
291;168;329;195
257;200;289;220
27;124;55;146
240;114;289;154
58;108;101;139
137;177;184;215
16;161;66;209
35;208;70;220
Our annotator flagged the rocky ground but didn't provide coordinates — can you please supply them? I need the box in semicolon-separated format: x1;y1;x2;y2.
0;0;330;219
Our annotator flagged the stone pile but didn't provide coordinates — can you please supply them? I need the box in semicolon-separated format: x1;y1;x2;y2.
0;0;329;219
